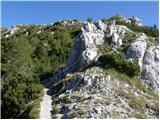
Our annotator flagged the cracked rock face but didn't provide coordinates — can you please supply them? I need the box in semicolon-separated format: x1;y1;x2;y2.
67;21;129;72
51;17;159;119
125;33;159;91
67;22;105;72
141;46;159;91
126;34;147;68
65;20;158;92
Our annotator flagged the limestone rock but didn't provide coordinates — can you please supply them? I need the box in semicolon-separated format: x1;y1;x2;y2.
50;17;159;119
111;33;123;46
4;27;19;38
141;46;159;91
52;67;158;119
67;22;105;72
95;20;107;31
82;22;97;32
126;34;147;68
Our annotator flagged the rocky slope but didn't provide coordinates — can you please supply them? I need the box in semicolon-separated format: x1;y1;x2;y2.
1;15;158;119
52;67;158;119
62;16;159;91
50;16;159;119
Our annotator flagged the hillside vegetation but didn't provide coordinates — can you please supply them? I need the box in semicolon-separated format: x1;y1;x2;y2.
1;21;81;118
1;16;159;119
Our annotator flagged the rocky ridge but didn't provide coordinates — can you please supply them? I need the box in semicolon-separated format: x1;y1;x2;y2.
52;67;158;119
50;16;159;119
1;15;158;119
63;18;159;91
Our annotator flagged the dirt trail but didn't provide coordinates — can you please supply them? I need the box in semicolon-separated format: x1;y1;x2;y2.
39;80;52;119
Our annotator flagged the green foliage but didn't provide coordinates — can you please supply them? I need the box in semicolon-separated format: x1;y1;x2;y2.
124;32;138;43
102;15;122;23
108;15;123;21
98;52;140;77
1;23;79;118
53;20;82;39
1;74;43;118
96;36;112;55
1;27;8;34
129;96;145;110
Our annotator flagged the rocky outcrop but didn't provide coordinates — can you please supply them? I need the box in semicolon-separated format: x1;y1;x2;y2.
67;21;129;72
67;22;104;72
125;33;159;91
50;16;159;119
3;27;19;38
108;23;129;47
53;19;79;27
115;15;143;26
129;16;143;26
141;46;159;90
126;33;147;68
65;18;158;92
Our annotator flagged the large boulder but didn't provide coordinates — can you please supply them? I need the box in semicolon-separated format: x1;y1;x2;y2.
107;24;129;46
141;46;159;91
67;22;104;72
126;34;147;68
82;22;97;32
111;33;121;46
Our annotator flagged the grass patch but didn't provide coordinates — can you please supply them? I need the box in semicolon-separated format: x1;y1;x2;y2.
124;32;138;44
97;43;112;55
129;96;145;110
103;68;157;97
147;37;158;46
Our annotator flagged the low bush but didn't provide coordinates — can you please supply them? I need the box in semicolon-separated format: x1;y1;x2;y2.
98;52;140;77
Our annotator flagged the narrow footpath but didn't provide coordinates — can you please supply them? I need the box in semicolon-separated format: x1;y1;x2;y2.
39;79;52;119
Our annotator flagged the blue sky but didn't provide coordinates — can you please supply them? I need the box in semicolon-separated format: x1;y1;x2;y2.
1;1;159;28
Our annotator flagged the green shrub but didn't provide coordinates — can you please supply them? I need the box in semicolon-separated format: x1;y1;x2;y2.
1;74;43;118
1;24;78;118
98;52;140;77
97;44;111;55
